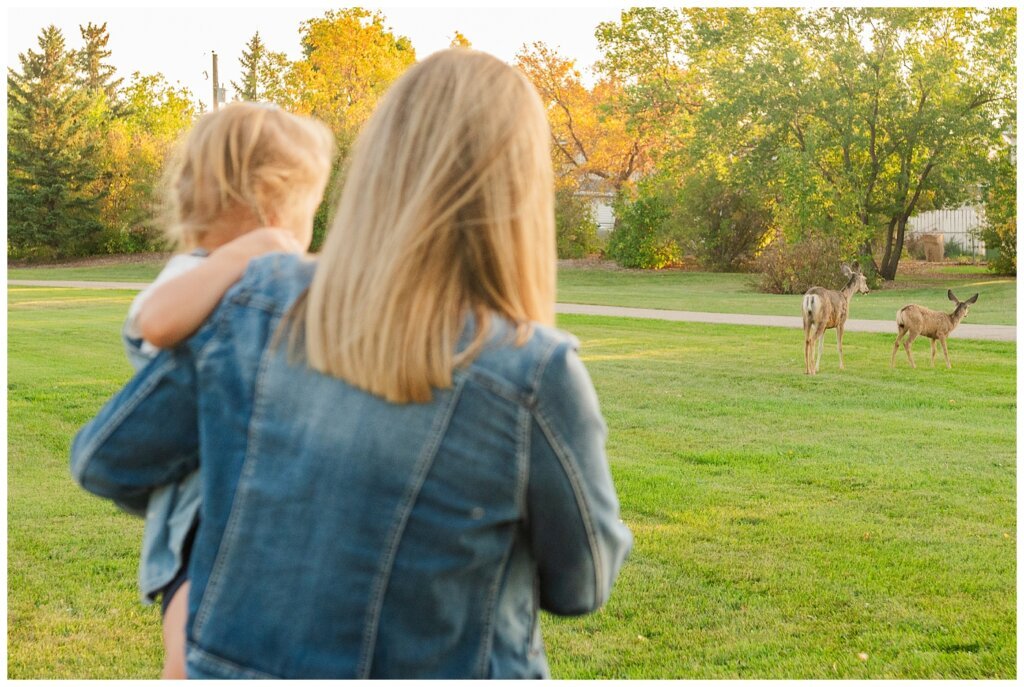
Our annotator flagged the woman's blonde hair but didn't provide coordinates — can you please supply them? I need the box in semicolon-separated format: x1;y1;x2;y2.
161;102;335;249
297;49;555;403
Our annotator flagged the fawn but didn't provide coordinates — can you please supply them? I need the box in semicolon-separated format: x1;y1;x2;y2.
802;262;870;375
891;289;979;369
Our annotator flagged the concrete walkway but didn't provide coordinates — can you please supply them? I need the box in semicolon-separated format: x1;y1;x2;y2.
556;303;1016;341
8;280;1016;342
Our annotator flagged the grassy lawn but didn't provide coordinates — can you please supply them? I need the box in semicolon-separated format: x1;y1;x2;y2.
8;260;164;282
9;257;1016;326
557;268;1016;326
8;287;1016;678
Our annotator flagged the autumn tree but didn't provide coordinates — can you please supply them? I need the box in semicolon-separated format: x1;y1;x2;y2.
99;73;197;250
290;8;415;147
289;8;416;247
516;41;653;194
8;25;106;258
231;32;291;105
449;31;471;49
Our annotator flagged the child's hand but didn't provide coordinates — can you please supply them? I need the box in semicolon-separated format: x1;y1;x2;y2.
215;227;306;264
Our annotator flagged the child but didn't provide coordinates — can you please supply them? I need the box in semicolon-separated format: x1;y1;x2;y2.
121;102;334;678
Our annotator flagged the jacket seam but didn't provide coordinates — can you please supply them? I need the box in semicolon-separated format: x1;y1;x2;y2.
356;376;467;677
530;407;603;611
187;642;281;679
524;337;564;410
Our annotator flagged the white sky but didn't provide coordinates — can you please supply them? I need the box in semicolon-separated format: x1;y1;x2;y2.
7;4;632;109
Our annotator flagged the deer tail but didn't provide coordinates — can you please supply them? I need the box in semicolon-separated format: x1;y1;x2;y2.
803;294;817;318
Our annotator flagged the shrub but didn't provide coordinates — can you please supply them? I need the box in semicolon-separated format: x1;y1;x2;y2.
606;190;681;269
555;188;601;259
676;174;773;271
103;225;165;255
756;236;851;294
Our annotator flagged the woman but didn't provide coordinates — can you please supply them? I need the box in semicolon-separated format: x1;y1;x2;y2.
71;49;632;679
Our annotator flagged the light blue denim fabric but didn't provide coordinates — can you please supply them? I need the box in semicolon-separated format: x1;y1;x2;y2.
73;253;632;679
121;253;206;604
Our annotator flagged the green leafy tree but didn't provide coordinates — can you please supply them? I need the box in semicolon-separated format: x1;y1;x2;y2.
231;32;291;105
8;25;105;259
682;7;1016;280
99;72;197;251
980;152;1016;275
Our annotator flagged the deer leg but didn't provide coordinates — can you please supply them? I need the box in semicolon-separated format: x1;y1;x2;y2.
930;339;936;367
891;328;905;367
904;333;918;368
836;324;845;370
941;338;951;369
814;325;826;373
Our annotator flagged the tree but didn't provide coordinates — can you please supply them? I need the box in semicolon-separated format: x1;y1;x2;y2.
8;25;105;259
78;21;122;101
290;8;416;147
231;32;291;105
99;72;197;250
515;42;654;195
288;9;417;248
449;31;471;49
682;7;1016;280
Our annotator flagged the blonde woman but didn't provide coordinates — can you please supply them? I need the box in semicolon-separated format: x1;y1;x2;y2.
72;50;631;679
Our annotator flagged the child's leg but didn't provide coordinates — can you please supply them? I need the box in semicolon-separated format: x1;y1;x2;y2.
161;581;190;679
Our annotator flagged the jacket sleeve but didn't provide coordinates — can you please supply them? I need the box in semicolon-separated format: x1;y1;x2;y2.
527;339;632;616
70;345;201;512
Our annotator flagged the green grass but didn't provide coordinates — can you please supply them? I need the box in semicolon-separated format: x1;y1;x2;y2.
8;260;164;282
8;287;1016;678
557;268;1016;325
9;258;1016;325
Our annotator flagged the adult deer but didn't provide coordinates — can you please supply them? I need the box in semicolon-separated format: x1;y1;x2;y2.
891;290;979;369
802;262;870;375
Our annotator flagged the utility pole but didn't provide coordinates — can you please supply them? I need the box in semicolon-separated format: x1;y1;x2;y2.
211;51;220;111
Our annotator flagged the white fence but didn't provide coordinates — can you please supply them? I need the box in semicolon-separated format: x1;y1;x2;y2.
906;205;987;256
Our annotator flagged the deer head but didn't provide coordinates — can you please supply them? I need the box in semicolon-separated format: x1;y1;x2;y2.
841;262;870;294
948;289;979;320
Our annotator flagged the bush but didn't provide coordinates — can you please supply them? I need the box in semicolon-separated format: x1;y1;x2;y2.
555;188;601;259
676;174;772;271
756;236;851;294
606;190;681;269
103;225;165;255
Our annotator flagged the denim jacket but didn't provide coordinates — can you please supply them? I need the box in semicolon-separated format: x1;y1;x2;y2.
71;254;632;679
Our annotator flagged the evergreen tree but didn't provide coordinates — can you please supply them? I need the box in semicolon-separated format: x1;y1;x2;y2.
232;32;265;101
231;32;291;104
8;25;106;259
78;21;122;101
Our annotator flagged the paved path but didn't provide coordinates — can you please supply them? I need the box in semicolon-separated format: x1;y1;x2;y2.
8;280;1016;342
556;303;1016;341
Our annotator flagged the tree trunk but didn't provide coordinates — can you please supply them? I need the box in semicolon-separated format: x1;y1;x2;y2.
879;215;908;280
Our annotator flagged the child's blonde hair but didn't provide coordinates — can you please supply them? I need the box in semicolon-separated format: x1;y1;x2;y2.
161;102;335;249
294;49;555;404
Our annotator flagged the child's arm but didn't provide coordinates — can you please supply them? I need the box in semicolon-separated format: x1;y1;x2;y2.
136;228;305;349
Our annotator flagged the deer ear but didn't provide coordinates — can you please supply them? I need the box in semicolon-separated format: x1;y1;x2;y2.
841;264;853;277
947;289;958;302
966;293;979;304
852;260;861;274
